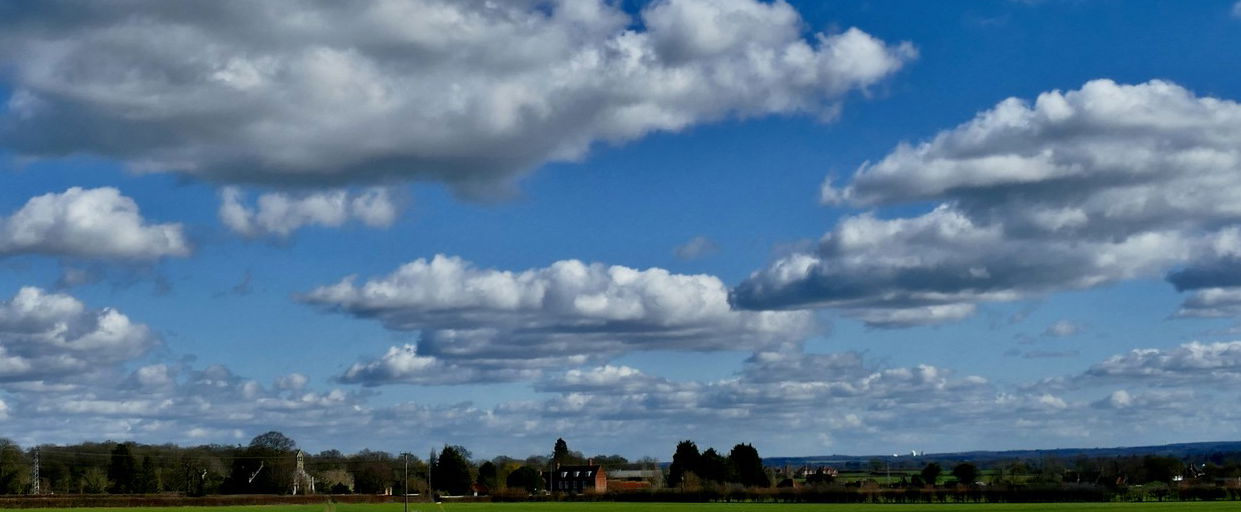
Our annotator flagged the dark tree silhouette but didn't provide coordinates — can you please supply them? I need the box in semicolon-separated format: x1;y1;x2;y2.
138;455;157;493
697;448;729;484
668;440;701;488
553;438;570;465
249;431;297;452
728;443;769;488
505;466;543;493
952;462;979;486
107;443;138;494
476;461;497;492
921;462;942;487
431;446;472;495
1142;456;1184;484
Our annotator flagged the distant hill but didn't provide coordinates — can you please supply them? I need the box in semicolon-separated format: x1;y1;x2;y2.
764;440;1241;469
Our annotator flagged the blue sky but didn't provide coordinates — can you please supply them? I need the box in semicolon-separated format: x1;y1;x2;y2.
2;0;1241;460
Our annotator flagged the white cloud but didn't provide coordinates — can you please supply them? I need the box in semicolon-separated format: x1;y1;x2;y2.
1042;320;1082;338
0;187;188;260
674;235;720;260
275;373;309;391
339;344;542;386
0;287;157;383
1233;1;1241;18
1091;389;1191;412
0;0;913;193
1175;287;1241;318
536;364;675;394
304;255;815;384
736;80;1241;326
4;331;1241;457
1086;341;1241;382
219;187;399;238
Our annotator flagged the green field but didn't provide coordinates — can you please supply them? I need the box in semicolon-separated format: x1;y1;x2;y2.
13;502;1241;512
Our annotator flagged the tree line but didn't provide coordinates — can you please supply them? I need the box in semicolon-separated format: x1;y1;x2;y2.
3;433;1241;500
0;434;654;496
667;441;768;489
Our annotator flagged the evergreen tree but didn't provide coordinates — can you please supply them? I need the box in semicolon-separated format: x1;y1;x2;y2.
431;446;472;495
727;443;769;488
108;443;138;494
697;448;729;484
553;438;570;466
668;440;700;488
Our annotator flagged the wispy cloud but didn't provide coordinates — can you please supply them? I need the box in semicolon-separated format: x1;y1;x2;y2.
674;235;720;260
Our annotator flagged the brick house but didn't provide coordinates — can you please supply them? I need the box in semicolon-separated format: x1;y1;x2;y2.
547;464;607;493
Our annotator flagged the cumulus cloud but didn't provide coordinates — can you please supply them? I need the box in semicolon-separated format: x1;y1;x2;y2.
0;187;188;260
1175;287;1241;318
674;235;720;260
303;255;815;384
516;343;1241;453
1085;341;1241;382
0;287;157;383
736;80;1241;326
1092;389;1192;412
535;364;677;394
219;187;398;238
338;344;542;386
5;330;1241;456
11;360;370;448
0;0;913;193
526;351;993;431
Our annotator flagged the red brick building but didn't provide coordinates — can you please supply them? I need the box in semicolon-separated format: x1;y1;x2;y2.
548;464;607;493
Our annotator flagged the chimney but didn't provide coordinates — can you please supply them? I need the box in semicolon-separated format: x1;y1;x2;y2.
588;458;593;466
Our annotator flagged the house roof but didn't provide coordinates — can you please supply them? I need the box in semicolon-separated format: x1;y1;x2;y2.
551;465;604;480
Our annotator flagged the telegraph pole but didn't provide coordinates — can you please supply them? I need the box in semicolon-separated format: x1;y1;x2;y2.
403;453;409;512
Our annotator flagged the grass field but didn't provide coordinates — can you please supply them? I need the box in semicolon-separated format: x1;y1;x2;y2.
13;502;1241;512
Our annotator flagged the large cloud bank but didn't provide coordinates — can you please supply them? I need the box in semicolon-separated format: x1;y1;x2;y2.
302;255;815;385
0;0;913;193
734;80;1241;326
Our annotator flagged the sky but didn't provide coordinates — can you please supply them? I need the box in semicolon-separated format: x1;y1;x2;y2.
2;0;1241;461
